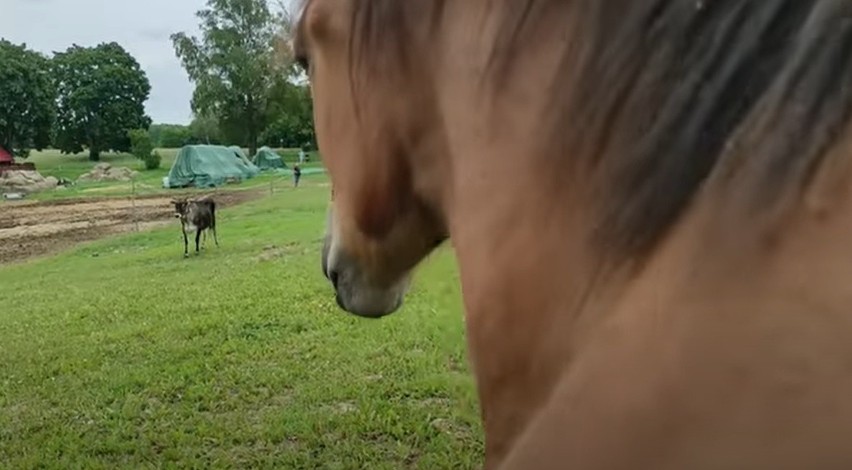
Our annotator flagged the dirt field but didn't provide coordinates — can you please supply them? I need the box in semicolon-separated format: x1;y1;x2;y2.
0;190;262;264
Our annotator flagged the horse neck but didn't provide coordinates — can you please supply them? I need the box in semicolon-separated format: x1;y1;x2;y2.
435;3;618;331
428;6;638;461
436;103;615;467
447;164;633;459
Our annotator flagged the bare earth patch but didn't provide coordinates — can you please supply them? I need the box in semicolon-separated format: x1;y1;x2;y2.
0;189;263;264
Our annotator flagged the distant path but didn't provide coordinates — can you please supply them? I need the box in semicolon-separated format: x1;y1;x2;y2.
0;189;264;265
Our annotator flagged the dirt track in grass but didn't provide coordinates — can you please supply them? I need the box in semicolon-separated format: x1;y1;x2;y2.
0;190;263;264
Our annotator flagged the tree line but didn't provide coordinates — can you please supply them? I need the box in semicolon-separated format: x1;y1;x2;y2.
171;0;314;156
0;0;314;163
0;40;150;161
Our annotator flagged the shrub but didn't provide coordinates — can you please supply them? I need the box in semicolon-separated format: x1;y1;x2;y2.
128;128;160;170
143;151;162;170
128;128;154;161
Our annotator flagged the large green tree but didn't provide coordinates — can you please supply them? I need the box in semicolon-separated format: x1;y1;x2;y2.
262;81;315;148
188;113;222;145
0;40;55;158
172;0;288;156
149;123;194;148
53;42;151;161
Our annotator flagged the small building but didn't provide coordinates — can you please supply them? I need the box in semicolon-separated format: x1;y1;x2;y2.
0;147;13;166
0;147;35;175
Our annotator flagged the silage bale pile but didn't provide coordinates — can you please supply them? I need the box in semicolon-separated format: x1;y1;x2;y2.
0;170;59;194
77;162;139;183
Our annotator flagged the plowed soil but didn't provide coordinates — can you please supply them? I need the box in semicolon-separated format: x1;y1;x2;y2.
0;190;263;264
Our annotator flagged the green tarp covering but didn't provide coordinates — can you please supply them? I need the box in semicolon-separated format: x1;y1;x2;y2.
253;146;286;170
228;146;249;165
166;145;260;188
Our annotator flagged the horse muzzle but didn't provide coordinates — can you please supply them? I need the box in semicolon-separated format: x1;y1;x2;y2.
322;232;409;318
327;265;408;318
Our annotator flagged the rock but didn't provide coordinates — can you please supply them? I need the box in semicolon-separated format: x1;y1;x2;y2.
94;162;112;171
44;176;59;188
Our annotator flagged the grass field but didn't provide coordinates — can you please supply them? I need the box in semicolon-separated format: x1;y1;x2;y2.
17;148;325;202
26;147;322;180
0;155;483;467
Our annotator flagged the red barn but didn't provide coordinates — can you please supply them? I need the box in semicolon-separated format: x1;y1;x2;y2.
0;147;12;165
0;147;35;175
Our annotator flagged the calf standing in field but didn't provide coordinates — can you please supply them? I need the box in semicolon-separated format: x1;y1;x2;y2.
172;196;219;257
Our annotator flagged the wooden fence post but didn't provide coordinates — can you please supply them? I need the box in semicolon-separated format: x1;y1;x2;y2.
131;177;139;232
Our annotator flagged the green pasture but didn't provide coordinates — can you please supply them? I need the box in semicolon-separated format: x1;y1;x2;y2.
15;148;324;201
0;181;483;467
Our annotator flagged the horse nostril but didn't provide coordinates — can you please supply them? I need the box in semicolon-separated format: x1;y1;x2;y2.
329;269;340;290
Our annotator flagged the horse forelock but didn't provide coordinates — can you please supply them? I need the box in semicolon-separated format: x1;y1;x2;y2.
344;0;445;119
313;0;852;264
298;0;440;241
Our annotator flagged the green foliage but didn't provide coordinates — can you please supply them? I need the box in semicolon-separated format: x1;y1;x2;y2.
53;43;152;161
129;128;161;170
128;128;154;160
261;82;315;149
149;124;194;148
171;0;293;156
144;150;162;170
0;40;55;158
148;120;227;149
188;113;222;145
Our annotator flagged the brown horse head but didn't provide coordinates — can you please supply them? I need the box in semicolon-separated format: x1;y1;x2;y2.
297;0;852;467
297;0;448;317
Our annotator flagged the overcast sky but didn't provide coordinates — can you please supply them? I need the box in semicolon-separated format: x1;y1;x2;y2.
2;0;208;125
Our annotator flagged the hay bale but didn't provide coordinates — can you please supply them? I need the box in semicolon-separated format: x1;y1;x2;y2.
20;171;44;183
1;173;28;187
0;170;57;193
106;168;129;181
77;164;137;182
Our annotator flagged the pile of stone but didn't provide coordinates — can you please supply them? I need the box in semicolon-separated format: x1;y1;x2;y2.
77;163;139;183
0;170;58;194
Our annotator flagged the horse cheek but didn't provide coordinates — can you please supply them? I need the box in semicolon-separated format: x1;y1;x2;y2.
355;156;412;240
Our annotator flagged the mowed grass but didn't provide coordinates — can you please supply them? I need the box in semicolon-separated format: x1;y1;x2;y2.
0;185;483;468
21;148;325;201
27;147;322;181
25;148;174;182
